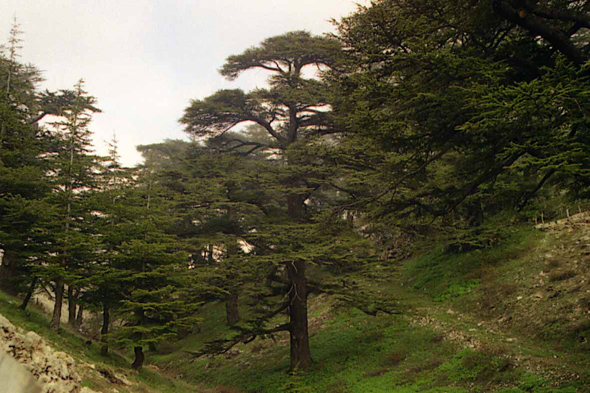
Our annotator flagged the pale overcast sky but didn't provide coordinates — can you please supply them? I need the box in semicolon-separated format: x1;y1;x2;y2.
0;0;367;166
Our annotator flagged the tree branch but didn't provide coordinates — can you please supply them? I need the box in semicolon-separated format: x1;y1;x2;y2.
517;168;557;211
492;0;585;64
184;322;291;358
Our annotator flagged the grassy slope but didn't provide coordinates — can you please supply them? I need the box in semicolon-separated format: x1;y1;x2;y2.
2;217;589;392
0;290;196;393
149;222;590;393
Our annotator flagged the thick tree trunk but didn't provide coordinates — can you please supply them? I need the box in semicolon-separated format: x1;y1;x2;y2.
100;303;110;357
131;346;145;370
50;278;64;332
67;286;77;326
225;290;240;325
19;277;37;311
286;259;312;370
130;308;146;368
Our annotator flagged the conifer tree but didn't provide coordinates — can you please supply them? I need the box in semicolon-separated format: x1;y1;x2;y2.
41;79;103;332
102;153;195;369
78;134;134;354
180;31;385;370
0;23;52;299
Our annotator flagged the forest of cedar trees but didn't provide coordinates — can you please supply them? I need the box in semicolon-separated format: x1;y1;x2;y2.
1;1;589;392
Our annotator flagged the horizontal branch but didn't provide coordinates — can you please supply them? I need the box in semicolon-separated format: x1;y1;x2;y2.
185;322;291;358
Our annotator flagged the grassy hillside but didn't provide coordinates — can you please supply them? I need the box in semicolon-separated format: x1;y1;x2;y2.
2;215;589;393
147;217;590;393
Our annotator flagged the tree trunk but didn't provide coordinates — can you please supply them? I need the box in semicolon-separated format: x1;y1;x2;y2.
67;286;77;326
100;303;110;357
19;277;37;311
75;304;84;328
131;346;145;370
50;278;64;332
286;259;312;370
287;194;306;220
0;250;19;295
225;290;240;325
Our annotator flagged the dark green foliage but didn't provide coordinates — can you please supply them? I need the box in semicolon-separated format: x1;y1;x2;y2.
220;31;343;80
178;30;390;371
1;1;589;386
0;26;54;296
325;0;590;252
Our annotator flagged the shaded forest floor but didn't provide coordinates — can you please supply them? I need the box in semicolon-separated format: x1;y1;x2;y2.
1;214;590;392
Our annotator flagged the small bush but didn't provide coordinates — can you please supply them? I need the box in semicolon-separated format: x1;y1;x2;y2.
578;296;590;310
434;280;479;302
549;270;577;282
250;343;265;353
406;358;444;376
382;349;407;366
439;349;516;385
326;379;348;393
479;282;519;315
431;333;445;343
360;330;384;343
546;260;561;270
573;318;590;330
538;318;567;340
156;342;176;355
364;368;389;378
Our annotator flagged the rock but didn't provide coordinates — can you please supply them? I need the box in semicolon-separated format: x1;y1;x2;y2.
0;312;99;393
117;373;132;386
24;332;43;349
0;352;42;393
97;366;131;386
0;314;15;330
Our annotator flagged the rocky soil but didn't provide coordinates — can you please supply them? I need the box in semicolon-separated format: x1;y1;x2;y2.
0;313;98;393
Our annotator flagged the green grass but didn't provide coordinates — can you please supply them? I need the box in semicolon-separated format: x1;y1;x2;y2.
148;224;588;392
4;222;588;392
403;227;542;300
166;308;460;392
152;301;580;393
